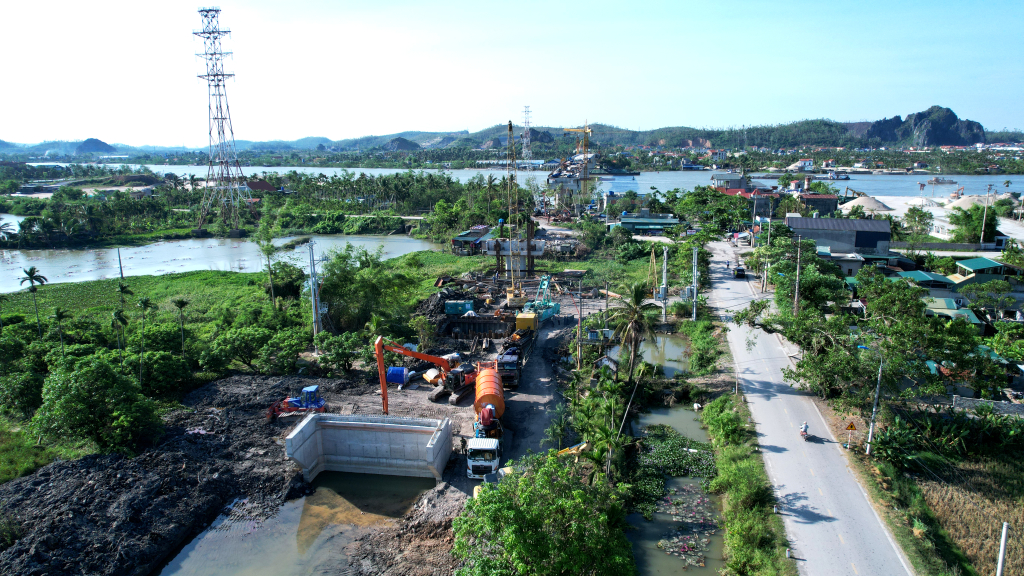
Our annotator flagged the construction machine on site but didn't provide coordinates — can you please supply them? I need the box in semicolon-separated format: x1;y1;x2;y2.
266;385;327;421
467;361;505;479
374;336;479;413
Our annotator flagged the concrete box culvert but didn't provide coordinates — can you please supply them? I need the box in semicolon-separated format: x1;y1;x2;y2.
285;413;453;483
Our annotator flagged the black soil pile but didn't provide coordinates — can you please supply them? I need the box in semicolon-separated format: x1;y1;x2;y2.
0;375;359;576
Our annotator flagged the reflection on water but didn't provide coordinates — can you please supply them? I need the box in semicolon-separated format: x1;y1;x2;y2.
639;406;708;443
627;479;725;575
296;472;435;554
629;410;722;574
611;335;690;379
0;235;440;293
157;472;433;576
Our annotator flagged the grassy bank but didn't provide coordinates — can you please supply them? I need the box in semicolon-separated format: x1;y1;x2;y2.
0;417;94;484
702;395;795;576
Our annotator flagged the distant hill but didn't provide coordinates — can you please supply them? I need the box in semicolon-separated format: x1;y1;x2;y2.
861;106;984;146
75;138;116;155
383;137;421;152
0;106;1017;156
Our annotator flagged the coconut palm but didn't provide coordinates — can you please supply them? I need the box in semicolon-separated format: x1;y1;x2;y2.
171;298;189;358
137;297;156;383
258;241;276;302
111;309;128;366
19;266;48;337
608;283;659;437
116;282;134;309
50;307;71;357
0;221;13;242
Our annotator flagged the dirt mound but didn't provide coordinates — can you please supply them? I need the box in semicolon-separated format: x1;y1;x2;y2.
0;375;349;576
947;195;996;209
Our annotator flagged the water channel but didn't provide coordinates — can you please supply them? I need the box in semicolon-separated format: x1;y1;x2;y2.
0;230;440;293
610;334;691;378
156;471;435;576
628;407;725;575
28;162;1021;197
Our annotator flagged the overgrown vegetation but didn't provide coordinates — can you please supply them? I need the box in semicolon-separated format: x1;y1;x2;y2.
454;451;637;576
702;395;794;576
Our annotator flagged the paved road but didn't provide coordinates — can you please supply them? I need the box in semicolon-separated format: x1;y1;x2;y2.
707;241;914;576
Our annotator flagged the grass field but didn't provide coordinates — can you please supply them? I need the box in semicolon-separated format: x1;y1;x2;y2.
0;417;95;484
1;270;269;324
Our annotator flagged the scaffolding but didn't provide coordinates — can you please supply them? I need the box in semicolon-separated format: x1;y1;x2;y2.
522;106;532;166
194;7;252;232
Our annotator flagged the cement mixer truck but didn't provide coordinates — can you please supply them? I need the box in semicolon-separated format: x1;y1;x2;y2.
466;361;505;479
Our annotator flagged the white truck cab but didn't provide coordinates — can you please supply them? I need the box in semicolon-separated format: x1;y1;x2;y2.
466;437;501;479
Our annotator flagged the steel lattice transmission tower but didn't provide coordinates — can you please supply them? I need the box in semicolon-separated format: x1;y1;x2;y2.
194;7;252;232
521;106;532;168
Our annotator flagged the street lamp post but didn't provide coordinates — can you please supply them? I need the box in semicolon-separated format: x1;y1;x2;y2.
858;344;883;455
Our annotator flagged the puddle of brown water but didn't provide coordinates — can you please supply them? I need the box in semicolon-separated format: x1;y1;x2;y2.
296;472;435;553
156;472;434;576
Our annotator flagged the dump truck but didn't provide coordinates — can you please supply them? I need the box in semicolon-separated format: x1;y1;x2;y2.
467;361;504;479
496;328;535;388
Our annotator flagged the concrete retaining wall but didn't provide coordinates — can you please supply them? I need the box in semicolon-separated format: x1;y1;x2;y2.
285;414;452;483
952;395;1024;417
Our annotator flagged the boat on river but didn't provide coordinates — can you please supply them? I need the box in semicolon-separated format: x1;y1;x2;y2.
928;177;957;185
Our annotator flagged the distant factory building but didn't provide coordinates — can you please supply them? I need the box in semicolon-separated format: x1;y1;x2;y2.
608;208;679;235
785;216;891;256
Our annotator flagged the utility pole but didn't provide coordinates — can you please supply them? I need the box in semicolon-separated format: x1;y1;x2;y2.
981;183;992;246
792;235;802;316
692;245;698;321
661;245;668;323
604;281;609;329
996;521;1009;576
761;219;772;293
866;354;883;455
308;242;324;349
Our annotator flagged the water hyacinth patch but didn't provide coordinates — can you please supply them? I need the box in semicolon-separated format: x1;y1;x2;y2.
655;484;719;567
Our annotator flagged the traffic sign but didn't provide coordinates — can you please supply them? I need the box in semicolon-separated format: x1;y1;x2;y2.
846;422;857;431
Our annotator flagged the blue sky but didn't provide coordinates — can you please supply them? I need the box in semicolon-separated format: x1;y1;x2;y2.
1;0;1021;146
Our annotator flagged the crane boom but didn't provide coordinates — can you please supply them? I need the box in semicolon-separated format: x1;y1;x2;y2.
374;336;465;414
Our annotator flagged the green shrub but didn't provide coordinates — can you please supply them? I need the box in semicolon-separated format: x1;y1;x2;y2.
31;355;162;453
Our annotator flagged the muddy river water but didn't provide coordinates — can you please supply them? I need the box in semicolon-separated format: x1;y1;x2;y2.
157;472;435;576
628;406;726;575
0;229;440;293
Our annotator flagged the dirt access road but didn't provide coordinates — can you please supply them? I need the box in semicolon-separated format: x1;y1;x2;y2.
502;325;566;461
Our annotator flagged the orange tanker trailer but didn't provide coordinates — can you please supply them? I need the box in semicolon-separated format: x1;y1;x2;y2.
467;362;505;479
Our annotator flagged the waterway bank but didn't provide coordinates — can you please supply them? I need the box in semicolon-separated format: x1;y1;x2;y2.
0;234;441;293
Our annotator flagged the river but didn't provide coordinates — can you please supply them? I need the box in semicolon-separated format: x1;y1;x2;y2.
29;162;1019;197
0;233;440;294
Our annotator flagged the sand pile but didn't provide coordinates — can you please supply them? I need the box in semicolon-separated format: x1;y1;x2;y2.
907;197;939;207
947;195;998;209
842;196;892;212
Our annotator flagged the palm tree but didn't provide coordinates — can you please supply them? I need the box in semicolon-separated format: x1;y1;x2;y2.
19;266;48;337
171;298;189;358
0;221;13;242
50;307;71;357
117;282;134;309
364;313;389;339
137;297;155;383
111;309;128;366
608;282;659;437
258;241;276;302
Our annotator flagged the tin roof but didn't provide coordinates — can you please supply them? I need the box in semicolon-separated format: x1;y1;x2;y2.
785;217;889;232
